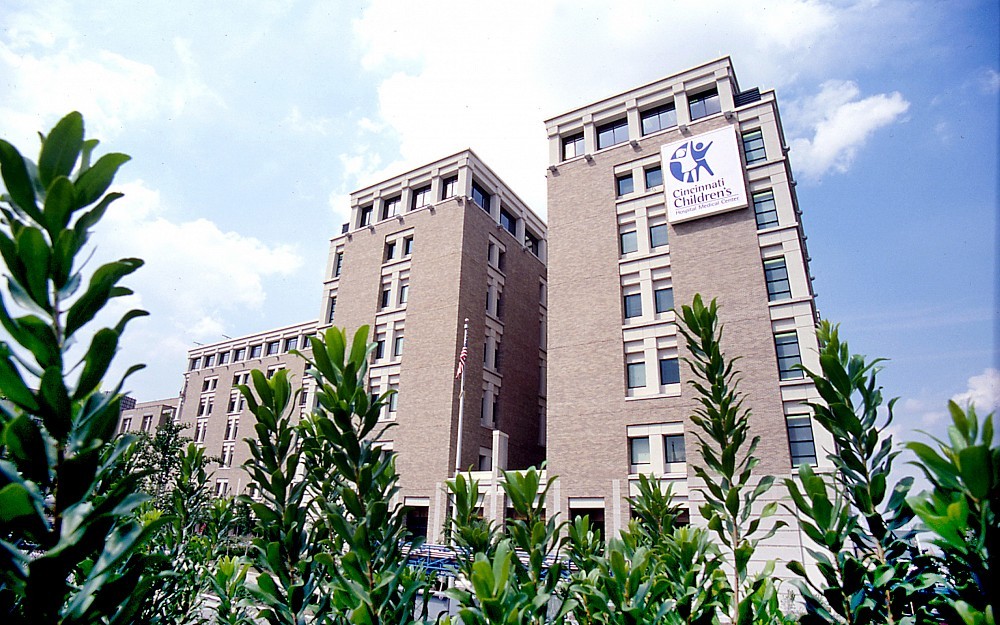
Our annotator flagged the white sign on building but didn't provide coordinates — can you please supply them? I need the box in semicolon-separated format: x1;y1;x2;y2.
662;125;749;224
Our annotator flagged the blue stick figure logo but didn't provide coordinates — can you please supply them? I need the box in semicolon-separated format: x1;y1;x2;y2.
669;139;714;183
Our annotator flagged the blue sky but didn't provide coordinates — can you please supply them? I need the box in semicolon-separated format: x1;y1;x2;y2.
1;0;997;442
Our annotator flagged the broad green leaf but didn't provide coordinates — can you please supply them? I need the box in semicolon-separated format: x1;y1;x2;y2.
38;111;84;188
4;413;49;483
0;482;36;522
73;328;118;400
73;152;130;208
957;445;991;500
15;227;51;309
42;176;76;234
0;140;41;220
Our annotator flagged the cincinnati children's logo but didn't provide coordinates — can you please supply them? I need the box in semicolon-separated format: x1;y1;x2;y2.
669;139;714;183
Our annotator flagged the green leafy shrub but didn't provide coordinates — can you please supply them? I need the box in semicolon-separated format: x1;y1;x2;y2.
0;112;164;623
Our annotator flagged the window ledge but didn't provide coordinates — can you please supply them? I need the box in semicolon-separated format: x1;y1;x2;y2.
767;296;813;308
625;386;682;401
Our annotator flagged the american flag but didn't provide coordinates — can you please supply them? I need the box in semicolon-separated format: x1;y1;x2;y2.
455;341;468;379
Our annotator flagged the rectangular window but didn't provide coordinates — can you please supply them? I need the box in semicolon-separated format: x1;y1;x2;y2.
374;338;385;360
629;436;650;466
742;129;766;164
787;416;818;466
382;196;401;220
688;89;721;120
189;357;200;371
654;287;674;314
649;223;669;248
266;341;279;356
442;176;458;200
195;419;208;443
215;479;229;496
327;295;337;323
597;118;629;149
471;181;490;211
641;103;677;135
249;345;262;358
644;166;663;188
616;173;634;196
393;335;404;357
283;337;297;352
664;434;686;463
753;190;779;230
380;288;391;310
403;236;413;256
384;240;396;262
234;347;246;362
359;204;373;227
775;332;804;380
623;293;642;319
659;358;680;385
627;361;646;389
619;229;638;255
141;414;153;432
204;354;215;367
764;257;792;301
411;185;431;210
398;283;409;305
500;208;516;234
334;251;343;276
224;417;239;440
119;417;132;434
218;351;230;365
388;389;398;413
562;132;584;160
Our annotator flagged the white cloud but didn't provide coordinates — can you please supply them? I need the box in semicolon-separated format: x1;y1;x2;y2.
89;179;304;395
951;368;1000;414
979;68;1000;94
787;80;910;180
282;105;334;135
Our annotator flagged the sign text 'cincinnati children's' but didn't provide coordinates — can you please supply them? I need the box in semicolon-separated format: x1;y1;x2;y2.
661;125;749;224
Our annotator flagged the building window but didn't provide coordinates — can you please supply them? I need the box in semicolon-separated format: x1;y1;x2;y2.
623;293;642;319
398;283;409;305
597;118;629;149
221;442;235;468
283;337;297;352
411;185;431;210
659;358;680;385
334;251;343;277
380;287;391;310
478;450;492;471
753;190;779;230
388;389;398;414
562;132;584;160
403;236;413;256
204;354;215;367
616;173;634;196
664;434;686;464
764;257;792;301
787;416;818;466
218;351;230;365
649;223;669;248
234;347;246;362
119;417;132;434
215;479;229;496
442;176;458;200
525;230;540;256
629;436;650;467
374;337;385;361
189;357;200;371
327;295;337;323
688;88;721;120
500;208;516;234
641;103;677;135
627;362;646;389
654;287;674;314
381;196;401;220
471;181;490;211
359;204;373;227
644;166;663;189
775;332;804;380
139;414;152;432
266;341;279;356
393;335;404;357
195;419;208;443
249;344;262;358
619;229;638;255
385;240;397;262
742;129;766;164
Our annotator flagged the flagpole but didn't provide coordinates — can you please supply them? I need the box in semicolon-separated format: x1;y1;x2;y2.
454;318;469;475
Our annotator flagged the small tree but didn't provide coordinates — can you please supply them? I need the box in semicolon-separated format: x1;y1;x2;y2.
0;112;164;623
